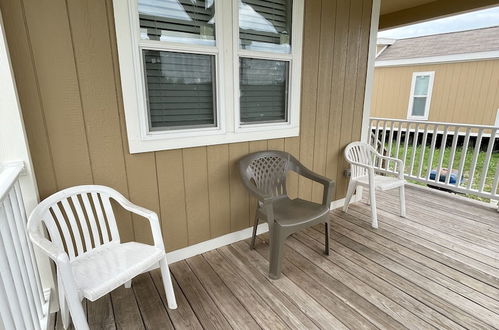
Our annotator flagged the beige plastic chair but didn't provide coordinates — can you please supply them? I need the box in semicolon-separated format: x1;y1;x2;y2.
27;185;177;330
239;151;335;279
343;142;406;228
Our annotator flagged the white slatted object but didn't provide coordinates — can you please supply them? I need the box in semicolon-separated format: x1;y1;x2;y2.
0;163;51;330
368;118;499;208
27;185;177;330
343;142;406;228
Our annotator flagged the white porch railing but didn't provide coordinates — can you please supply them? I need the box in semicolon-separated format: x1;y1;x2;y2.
0;163;51;330
368;118;499;203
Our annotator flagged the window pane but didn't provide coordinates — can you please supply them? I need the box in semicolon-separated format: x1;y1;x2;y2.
138;0;215;46
414;75;429;95
240;58;288;123
411;97;427;117
239;0;292;53
143;50;216;130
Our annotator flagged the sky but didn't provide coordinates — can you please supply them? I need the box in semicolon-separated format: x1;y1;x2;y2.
378;5;499;39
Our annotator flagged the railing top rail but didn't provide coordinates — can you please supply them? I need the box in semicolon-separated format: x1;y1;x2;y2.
370;117;499;130
0;162;24;202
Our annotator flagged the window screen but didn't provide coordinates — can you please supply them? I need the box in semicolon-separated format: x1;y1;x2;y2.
240;58;288;124
239;0;292;53
143;50;216;130
138;0;215;46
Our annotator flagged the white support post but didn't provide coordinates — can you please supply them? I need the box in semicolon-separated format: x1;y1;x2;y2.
360;0;381;143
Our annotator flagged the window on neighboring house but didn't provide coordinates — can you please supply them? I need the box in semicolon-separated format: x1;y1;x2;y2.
113;0;304;153
407;71;434;120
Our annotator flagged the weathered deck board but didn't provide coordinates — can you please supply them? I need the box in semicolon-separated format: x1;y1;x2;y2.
54;186;499;329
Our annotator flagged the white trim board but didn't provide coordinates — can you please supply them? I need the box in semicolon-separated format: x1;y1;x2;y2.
165;193;362;264
360;0;381;143
375;50;499;68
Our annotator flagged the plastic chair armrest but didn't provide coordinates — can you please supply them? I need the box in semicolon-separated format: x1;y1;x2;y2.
113;196;165;250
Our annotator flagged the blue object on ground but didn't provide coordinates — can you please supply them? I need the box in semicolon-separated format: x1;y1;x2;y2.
429;169;462;184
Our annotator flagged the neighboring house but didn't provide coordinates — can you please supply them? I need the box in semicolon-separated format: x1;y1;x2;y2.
371;26;499;126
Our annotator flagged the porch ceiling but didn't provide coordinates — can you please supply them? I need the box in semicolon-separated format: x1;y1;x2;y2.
380;0;499;30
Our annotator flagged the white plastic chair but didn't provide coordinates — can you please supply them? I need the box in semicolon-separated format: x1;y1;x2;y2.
27;185;177;330
343;142;406;228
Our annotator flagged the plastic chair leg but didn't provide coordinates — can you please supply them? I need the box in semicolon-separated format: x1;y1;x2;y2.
160;257;177;309
250;214;259;250
400;185;406;217
369;187;378;228
343;181;357;212
269;225;285;279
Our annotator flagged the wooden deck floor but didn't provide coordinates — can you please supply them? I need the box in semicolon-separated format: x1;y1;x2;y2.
54;186;499;329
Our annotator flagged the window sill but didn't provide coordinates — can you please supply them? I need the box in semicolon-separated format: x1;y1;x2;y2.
128;126;299;153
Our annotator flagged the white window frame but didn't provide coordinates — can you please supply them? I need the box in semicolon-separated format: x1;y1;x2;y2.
407;71;434;120
112;0;304;153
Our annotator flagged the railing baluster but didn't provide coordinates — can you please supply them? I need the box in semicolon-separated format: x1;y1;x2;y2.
417;124;429;178
426;124;439;180
14;182;45;308
409;123;419;176
395;121;403;161
402;123;411;170
434;126;449;183
492;162;499;197
0;272;16;330
456;128;471;188
478;128;497;193
373;119;380;150
8;188;43;321
387;121;395;170
379;121;388;168
467;130;483;190
445;126;460;185
0;204;29;329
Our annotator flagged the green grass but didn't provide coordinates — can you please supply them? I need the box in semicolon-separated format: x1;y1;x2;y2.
383;144;499;203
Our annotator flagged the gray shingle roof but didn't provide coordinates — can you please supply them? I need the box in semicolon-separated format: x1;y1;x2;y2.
376;26;499;61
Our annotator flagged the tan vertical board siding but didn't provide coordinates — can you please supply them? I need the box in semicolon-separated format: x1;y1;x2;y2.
372;59;499;125
156;150;188;251
229;143;250;232
284;137;300;199
5;0;373;250
298;0;321;201
335;0;365;198
351;0;372;141
105;0;160;245
325;0;351;199
267;139;285;151
182;147;211;245
66;0;133;241
0;0;58;198
22;0;94;188
311;0;336;204
207;145;231;238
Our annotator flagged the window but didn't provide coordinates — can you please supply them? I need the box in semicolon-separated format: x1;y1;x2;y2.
113;0;304;153
407;71;434;120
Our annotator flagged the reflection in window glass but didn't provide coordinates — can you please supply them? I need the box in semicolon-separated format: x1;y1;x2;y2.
414;75;429;95
138;0;215;46
411;97;427;116
143;50;216;130
239;0;292;53
240;58;289;123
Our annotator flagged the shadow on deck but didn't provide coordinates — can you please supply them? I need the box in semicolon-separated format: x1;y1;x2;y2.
53;185;499;329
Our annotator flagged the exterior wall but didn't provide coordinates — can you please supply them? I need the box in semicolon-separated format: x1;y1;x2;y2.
0;0;372;251
371;59;499;125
